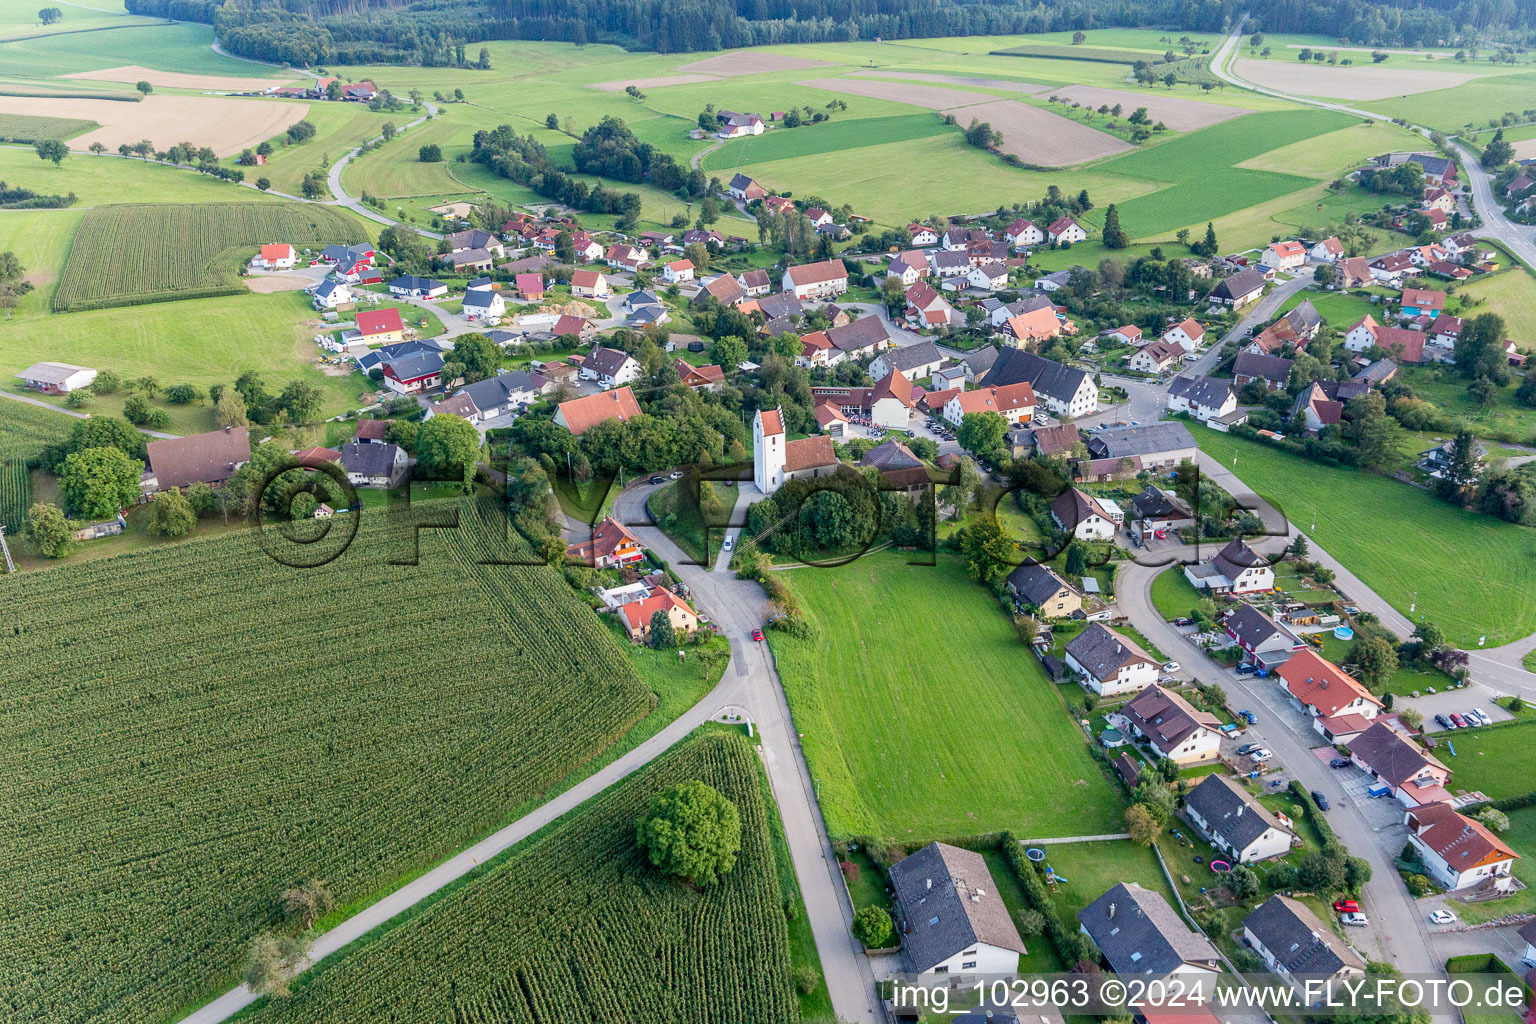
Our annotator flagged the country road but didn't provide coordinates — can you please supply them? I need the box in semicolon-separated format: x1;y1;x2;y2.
325;104;444;239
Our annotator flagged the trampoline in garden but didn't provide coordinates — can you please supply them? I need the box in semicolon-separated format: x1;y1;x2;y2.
1210;859;1233;873
1334;626;1354;640
1025;847;1045;862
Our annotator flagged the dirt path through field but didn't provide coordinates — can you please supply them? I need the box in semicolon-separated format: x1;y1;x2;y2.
0;94;309;156
1232;58;1475;100
62;65;292;92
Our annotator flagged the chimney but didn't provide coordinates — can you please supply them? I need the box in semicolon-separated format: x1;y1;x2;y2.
1108;902;1116;919
926;878;932;890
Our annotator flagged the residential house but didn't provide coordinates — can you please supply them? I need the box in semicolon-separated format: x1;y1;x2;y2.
439;248;495;273
752;406;838;494
727;173;766;201
252;243;295;270
1349;721;1452;807
756;291;803;322
902;281;959;328
1005;218;1045;248
1006;563;1082;618
797;330;836;368
551;315;595;343
1343;316;1426;363
355;308;405;345
1035;269;1073;292
1243;896;1366;986
355;339;442;376
966;263;1009;291
389;275;447;299
863;370;916;429
1050;487;1116;540
142;426;250;492
1185;775;1297;863
675;360;725;392
860;439;930;494
1232;351;1293;392
960;346;1001;385
1106;325;1143;346
740;268;771;296
444;229;504;258
871;341;944;383
1282;300;1323;342
825;316;892;361
986;349;1098;419
933;250;972;279
1165;375;1236;422
437;370;549;426
943;382;1037;429
1077;883;1221;979
1260;240;1307;273
554;387;643;436
1065;624;1159;696
1024;422;1083;460
620;589;700;641
1003;306;1069;344
515;273;546;300
571;269;611;298
566;515;645;568
1400;288;1446;318
682;228;725;250
380;349;444;395
907;223;940;247
1368;252;1415;284
582;346;642;387
1278;649;1382;728
783;259;848;300
1084;423;1196;474
312;279;353;311
1417;437;1488;480
1310;237;1345;263
889;842;1027;977
1291;381;1344;434
1336;256;1373;288
1162;318;1205;352
1210;268;1266;307
1128;339;1184;374
568;231;604;261
340;80;376;101
604;244;648;273
1128;486;1194;542
1522;920;1536;968
320;242;374;264
1373;151;1458;185
1222;603;1299;671
887;251;928;286
461;288;505;323
695;273;747;308
942;226;989;250
1404;801;1520;891
338;441;407;488
1047;217;1086;244
15;361;96;394
1422;187;1455;214
1120;685;1222;763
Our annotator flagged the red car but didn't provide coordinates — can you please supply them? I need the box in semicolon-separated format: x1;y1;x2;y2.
751;628;764;642
1333;899;1359;914
1449;713;1468;729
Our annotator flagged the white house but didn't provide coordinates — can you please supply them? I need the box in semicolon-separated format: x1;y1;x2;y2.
1260;240;1307;272
1214;537;1275;593
252;243;295;270
312;278;352;311
1162;317;1205;352
907;223;940;247
716;110;764;138
1005;218;1045;248
1184;775;1297;863
1166;374;1236;422
889;842;1026;977
870;340;944;383
1518;920;1536;967
1404;801;1520;891
1050;488;1116;540
663;259;695;284
1128;339;1184;374
461;288;505;322
942;382;1036;429
887;252;927;287
581;346;642;387
1310;237;1345;263
782;259;849;301
966;264;1008;291
1344;315;1381;352
1046;216;1086;244
1119;684;1222;763
338;441;407;488
1244;896;1366;987
15;361;96;394
1277;649;1382;722
1065;624;1159;697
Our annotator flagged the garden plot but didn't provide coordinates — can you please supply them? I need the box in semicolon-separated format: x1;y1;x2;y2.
678;51;833;75
61;64;292;92
1232;58;1475;100
943;98;1131;165
1047;85;1250;130
846;69;1050;93
0;94;308;156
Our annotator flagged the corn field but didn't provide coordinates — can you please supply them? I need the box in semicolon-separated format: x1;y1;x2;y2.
0;497;655;1024
0;459;27;533
251;731;800;1024
0;400;73;462
53;202;365;312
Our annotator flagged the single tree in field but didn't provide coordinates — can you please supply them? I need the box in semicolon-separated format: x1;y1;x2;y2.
35;138;66;165
545;112;559;130
255;177;270;191
39;7;63;24
0;250;34;319
88;141;105;155
24;502;73;558
381;121;396;141
245;932;307;998
148;488;196;537
1101;203;1128;248
281;879;334;930
635;779;741;886
135;80;152;96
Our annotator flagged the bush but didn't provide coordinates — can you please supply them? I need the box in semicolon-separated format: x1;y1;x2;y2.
794;963;820;994
852;905;894;948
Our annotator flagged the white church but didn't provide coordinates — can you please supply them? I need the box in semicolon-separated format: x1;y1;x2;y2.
753;406;838;494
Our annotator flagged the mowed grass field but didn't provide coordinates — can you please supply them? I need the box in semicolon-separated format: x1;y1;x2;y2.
1400;366;1536;443
0;146;277;206
701;112;957;171
227;101;398;197
53;202;364;311
1194;430;1536;645
0;20;275;80
341;113;470;198
0;498;659;1024
770;549;1123;842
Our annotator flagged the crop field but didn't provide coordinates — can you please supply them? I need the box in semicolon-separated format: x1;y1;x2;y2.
0;497;658;1024
0;112;96;141
1194;430;1536;646
701;113;956;171
0;93;309;157
239;729;797;1023
771;549;1123;842
0;20;266;80
0;399;73;463
991;43;1157;64
1232;58;1476;101
53;203;364;311
0;457;27;532
1093;108;1356;239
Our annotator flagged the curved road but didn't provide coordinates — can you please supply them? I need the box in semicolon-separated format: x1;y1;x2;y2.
324;104;444;239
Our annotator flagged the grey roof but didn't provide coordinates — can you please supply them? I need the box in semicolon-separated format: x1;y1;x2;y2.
1213;267;1266;301
322;243;371;261
1086;422;1195;461
933;250;970;271
741;269;770;289
1284;299;1322;333
339;441;403;478
16;361;93;385
584;346;637;380
1244;895;1364;976
1123;685;1219;754
1213;537;1266;582
628;290;662;308
826;315;890;352
1038;269;1073;286
446;228;499;250
390;274;445;293
1354;358;1397;384
756;291;802;320
1008;294;1056;315
1349;722;1442;787
1077;882;1220;975
1006;563;1075;607
1186;775;1294;855
986;348;1090;406
1130;486;1193;521
961;346;1000;377
467;276;493;289
458;371;538;413
461;288;498;309
1168;374;1233;409
728;172;756;190
878;340;941;372
889;842;1026;972
1233;351;1293;385
860;439;924;471
1223;602;1286;649
629;306;666;324
442;247;494;267
314;279;348;300
1065;623;1155;680
383;350;445;381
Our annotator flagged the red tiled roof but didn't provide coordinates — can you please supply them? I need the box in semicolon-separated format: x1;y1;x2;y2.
556;387;642;435
356;308;404;336
1408;800;1518;868
784;434;836;471
1278;649;1381;718
758;408;784;435
571;269;604;289
785;259;847;286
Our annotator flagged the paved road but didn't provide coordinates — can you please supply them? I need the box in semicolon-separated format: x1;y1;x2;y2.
325;104;444;239
1192;274;1314;376
0;388;180;438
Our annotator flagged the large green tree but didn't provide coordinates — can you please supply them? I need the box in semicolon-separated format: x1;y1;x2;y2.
451;332;500;382
415;413;482;488
147;488;197;537
957;410;1007;456
1101;203;1128;249
634;779;741;886
24;502;73;558
70;415;146;459
59;446;143;519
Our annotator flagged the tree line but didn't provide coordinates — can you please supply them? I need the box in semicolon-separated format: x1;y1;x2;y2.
469;123;644;229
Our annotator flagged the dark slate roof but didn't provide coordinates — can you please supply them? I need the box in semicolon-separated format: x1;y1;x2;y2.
1213;537;1266;581
1223;602;1287;649
1185;775;1294;854
1213;267;1266;301
961;346;1000;378
889;842;1026;972
878;340;941;372
1350;722;1442;787
391;274;444;292
1130;486;1193;521
383;350;445;381
339;441;402;478
584;345;636;379
1006;563;1074;607
1077;882;1220;975
628;290;662;307
1244;895;1364;975
986;348;1089;405
1065;623;1155;680
860;439;924;471
1086;422;1194;460
756;291;802;320
1233;351;1294;384
826;315;890;352
1168;374;1232;409
458;371;537;412
1354;358;1397;384
462;288;498;309
314;279;347;299
1285;299;1322;333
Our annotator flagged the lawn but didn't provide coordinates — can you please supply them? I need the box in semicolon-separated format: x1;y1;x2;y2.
701;113;957;171
1277;288;1381;330
0;20;279;79
1150;565;1202;620
228;102;398;197
1400;365;1536;443
770;549;1125;842
1193;430;1536;646
1454;267;1536;345
341;113;470;199
1437;719;1536;801
0;146;281;206
1024;838;1178;930
1366;70;1536;133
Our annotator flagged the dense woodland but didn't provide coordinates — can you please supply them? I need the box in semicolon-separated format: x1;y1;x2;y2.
124;0;1536;65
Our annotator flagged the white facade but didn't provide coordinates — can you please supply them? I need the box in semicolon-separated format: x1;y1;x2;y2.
1128;347;1179;374
1007;222;1045;247
463;289;505;321
1227;562;1275;594
909;226;939;246
1343;321;1378;352
1408;829;1516;891
966;265;1007;291
870;395;911;430
1154;726;1221;764
1260;244;1306;272
1068;652;1156;696
1187;807;1293;863
1163;323;1204;351
1049;221;1087;244
918;941;1019;978
1310;240;1343;263
753;408;786;494
663;262;694;284
1044;377;1100;420
1166;388;1236;422
1053;509;1115;541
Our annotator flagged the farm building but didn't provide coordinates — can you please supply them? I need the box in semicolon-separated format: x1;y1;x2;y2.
143;427;251;493
15;362;97;394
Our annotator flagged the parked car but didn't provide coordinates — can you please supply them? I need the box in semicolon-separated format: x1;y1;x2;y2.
1249;748;1273;763
1330;757;1351;768
1449;713;1467;729
751;628;764;642
1237;742;1261;756
1339;912;1369;927
1470;708;1492;726
1428;910;1457;925
669;470;683;480
1333;899;1360;914
1163;661;1180;673
650;475;666;484
722;536;734;552
1241;710;1258;724
1173;617;1192;627
1434;714;1452;730
1154;529;1168;539
1311;790;1331;811
1235;663;1256;675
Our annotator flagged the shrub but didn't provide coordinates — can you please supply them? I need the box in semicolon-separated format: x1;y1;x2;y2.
794;963;821;995
852;905;894;948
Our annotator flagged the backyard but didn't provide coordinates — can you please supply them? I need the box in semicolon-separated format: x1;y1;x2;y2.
770;549;1125;842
